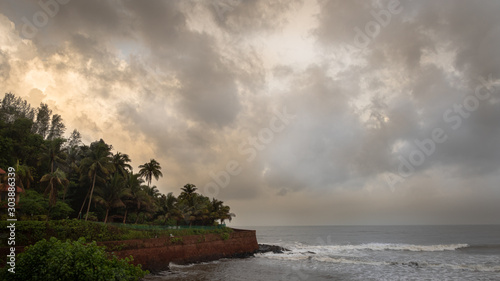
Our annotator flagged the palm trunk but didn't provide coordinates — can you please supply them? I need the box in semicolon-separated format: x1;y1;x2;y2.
62;186;67;202
85;173;97;221
104;208;109;223
78;188;91;219
123;209;128;224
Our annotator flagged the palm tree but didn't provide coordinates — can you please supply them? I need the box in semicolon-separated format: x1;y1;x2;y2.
112;152;132;178
123;174;145;223
123;174;155;224
40;138;67;173
138;159;163;187
14;159;33;190
156;192;179;225
219;205;235;224
93;173;130;223
40;168;69;208
79;139;114;221
144;185;161;199
179;183;197;207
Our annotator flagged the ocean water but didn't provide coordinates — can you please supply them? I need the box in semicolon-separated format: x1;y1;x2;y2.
143;225;500;280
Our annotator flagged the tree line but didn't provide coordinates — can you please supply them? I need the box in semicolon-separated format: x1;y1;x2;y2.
0;93;235;225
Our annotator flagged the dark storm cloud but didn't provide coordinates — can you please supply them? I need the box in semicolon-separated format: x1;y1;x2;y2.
312;0;500;184
116;0;244;127
207;0;301;33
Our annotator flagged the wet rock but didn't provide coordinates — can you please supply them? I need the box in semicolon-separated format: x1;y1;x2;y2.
402;261;420;267
256;244;290;254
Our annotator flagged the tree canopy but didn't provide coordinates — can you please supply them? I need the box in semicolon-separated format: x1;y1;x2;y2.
0;93;234;226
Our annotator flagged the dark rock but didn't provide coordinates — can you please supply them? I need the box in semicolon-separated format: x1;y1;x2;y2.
256;244;290;254
402;261;420;267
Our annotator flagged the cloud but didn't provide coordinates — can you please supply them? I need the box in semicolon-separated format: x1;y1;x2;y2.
1;0;499;225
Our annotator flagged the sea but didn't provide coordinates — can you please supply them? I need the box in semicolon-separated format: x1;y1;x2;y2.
143;225;500;280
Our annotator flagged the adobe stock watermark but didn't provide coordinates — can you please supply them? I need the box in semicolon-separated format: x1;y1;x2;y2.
386;75;498;190
5;167;17;274
345;0;406;51
203;106;295;197
21;0;71;39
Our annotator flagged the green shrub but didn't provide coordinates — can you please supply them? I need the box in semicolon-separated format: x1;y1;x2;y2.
170;237;183;244
220;232;230;240
0;237;148;281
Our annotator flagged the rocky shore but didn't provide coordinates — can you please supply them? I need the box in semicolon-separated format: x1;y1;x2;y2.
255;244;290;254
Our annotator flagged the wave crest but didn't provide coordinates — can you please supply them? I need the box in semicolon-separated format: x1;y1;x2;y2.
290;242;470;252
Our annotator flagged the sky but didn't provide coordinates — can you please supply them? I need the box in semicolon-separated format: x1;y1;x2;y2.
1;0;500;226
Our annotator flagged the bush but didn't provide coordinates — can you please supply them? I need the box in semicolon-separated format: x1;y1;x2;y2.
0;237;148;281
220;232;230;240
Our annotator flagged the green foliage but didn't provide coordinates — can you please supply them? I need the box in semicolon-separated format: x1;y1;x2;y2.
220;232;230;240
0;220;234;246
49;201;74;220
170;237;183;244
18;190;47;216
0;237;147;281
18;190;73;220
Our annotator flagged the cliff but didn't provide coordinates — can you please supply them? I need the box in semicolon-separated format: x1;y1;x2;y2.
0;228;259;273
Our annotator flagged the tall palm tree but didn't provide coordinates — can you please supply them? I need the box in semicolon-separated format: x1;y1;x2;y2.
123;174;153;224
123;173;143;223
79;139;114;221
40;168;69;208
93;173;130;223
138;159;163;187
179;183;197;207
40;138;67;173
112;152;132;179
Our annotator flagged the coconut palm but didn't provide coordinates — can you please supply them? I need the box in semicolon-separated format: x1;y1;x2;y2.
179;183;197;207
112;152;132;178
79;139;114;221
138;159;163;187
40;138;67;173
93;173;130;223
156;192;179;224
122;173;157;224
40;168;69;207
219;205;235;224
123;174;147;223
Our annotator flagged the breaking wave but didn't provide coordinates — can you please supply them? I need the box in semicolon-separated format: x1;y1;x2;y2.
256;243;500;273
287;242;470;252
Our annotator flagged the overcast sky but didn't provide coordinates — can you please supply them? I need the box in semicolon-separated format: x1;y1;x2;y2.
1;0;500;226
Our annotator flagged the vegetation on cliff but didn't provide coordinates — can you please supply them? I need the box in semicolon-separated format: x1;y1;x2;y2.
0;219;233;247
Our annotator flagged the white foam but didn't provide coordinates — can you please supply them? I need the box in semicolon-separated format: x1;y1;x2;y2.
169;260;220;268
291;242;469;253
433;263;500;273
